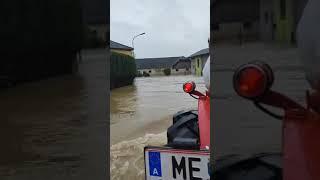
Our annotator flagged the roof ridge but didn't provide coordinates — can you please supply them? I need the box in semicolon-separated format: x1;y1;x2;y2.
110;40;133;50
189;47;209;57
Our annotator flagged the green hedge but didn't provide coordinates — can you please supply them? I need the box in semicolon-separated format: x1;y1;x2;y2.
163;68;171;76
110;52;137;89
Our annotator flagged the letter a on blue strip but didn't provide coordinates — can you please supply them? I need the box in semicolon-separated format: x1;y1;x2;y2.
148;151;162;177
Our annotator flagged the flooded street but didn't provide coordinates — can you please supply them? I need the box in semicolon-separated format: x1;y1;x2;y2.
110;43;311;179
0;49;107;180
110;75;206;179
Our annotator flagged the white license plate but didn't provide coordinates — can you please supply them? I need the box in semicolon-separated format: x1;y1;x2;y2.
144;146;210;180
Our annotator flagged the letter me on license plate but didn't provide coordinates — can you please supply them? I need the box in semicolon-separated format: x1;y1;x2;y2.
144;146;210;180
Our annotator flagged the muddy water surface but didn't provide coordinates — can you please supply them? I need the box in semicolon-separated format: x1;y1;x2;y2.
110;75;206;180
0;49;107;180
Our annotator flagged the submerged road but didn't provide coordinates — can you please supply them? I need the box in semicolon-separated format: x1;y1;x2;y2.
110;75;206;180
0;49;108;180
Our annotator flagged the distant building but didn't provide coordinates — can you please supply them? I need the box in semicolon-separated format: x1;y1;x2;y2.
110;40;134;57
259;0;308;43
136;56;191;76
189;48;209;76
212;0;308;44
212;0;260;43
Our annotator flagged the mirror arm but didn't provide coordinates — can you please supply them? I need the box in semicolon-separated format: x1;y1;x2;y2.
256;90;305;111
190;90;205;97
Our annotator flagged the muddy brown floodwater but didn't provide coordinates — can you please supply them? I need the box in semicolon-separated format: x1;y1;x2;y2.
0;49;108;180
110;75;206;180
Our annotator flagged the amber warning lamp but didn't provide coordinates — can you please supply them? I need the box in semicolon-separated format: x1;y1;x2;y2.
233;61;274;99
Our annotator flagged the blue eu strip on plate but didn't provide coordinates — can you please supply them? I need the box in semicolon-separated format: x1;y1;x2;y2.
148;151;162;177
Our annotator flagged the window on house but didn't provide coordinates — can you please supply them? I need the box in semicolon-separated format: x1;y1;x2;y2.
149;70;152;73
176;69;179;71
280;0;286;20
186;68;189;71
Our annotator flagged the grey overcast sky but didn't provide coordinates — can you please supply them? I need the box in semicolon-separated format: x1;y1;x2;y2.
110;0;209;59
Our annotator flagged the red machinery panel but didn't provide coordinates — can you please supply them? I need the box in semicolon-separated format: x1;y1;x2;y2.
198;92;210;149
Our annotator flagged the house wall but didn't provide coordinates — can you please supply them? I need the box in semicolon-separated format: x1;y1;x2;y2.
111;49;134;57
213;0;260;42
214;0;305;44
293;0;308;28
214;21;259;42
270;0;308;44
191;60;196;75
138;68;191;76
213;0;259;23
171;68;191;75
138;69;165;76
260;0;275;41
191;54;209;76
273;0;294;43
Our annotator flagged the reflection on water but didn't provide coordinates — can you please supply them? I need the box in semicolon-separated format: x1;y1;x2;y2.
110;75;206;179
110;85;138;125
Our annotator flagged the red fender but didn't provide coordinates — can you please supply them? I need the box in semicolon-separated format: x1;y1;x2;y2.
198;91;210;149
283;92;320;180
259;91;320;180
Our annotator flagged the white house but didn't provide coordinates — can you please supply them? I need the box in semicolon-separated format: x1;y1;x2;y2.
136;56;191;76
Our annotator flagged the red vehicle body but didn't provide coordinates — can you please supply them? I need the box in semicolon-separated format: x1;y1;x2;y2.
230;61;320;180
197;91;210;149
144;82;211;180
184;85;210;150
249;90;320;180
146;60;320;179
